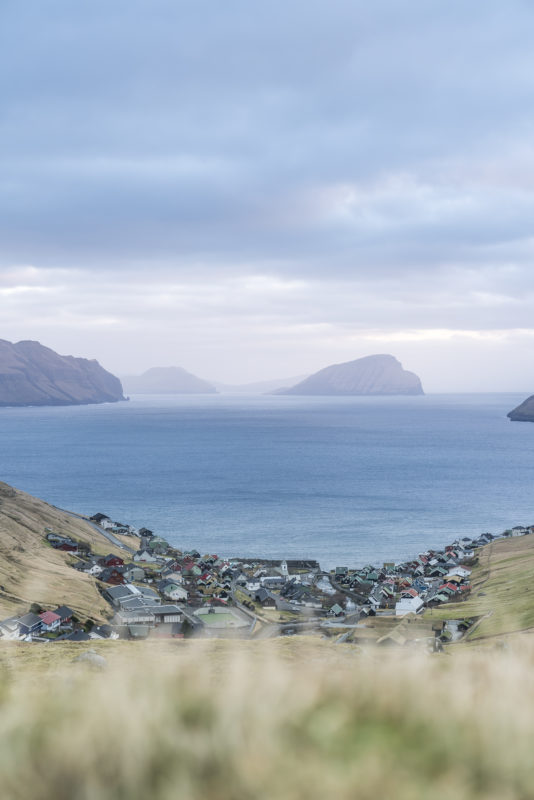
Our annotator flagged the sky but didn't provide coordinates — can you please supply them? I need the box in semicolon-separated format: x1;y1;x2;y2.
2;1;534;391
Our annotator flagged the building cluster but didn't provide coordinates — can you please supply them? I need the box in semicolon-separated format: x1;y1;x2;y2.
1;513;533;644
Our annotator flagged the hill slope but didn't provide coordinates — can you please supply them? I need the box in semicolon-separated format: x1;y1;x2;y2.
0;339;125;407
0;482;127;622
426;533;534;640
275;354;424;396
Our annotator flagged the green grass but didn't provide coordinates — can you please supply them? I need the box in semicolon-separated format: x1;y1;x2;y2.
425;535;534;639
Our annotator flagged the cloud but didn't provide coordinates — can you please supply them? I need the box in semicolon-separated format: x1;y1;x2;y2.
2;1;534;387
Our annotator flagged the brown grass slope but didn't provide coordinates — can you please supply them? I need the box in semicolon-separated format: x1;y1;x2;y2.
426;534;534;640
0;482;125;623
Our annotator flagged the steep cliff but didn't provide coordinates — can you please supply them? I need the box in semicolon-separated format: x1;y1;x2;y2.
275;354;424;396
0;339;125;406
508;395;534;422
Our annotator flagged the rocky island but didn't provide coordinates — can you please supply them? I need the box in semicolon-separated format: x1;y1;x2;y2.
122;366;218;395
0;339;125;407
507;395;534;422
275;354;424;396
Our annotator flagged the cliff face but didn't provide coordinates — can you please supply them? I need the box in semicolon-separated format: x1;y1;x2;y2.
0;339;125;407
275;354;424;396
508;396;534;422
122;366;217;394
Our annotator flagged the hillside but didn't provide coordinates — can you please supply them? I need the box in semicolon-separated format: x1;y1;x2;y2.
425;533;534;640
275;354;424;396
122;366;217;394
0;339;125;407
0;482;127;623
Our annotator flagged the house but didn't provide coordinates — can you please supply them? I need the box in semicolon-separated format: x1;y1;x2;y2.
449;566;471;579
121;565;146;582
99;567;126;585
39;611;61;632
54;606;74;625
90;513;110;524
158;581;188;602
90;624;119;640
148;537;169;555
395;596;424;616
104;584;140;608
0;617;22;640
329;603;344;617
99;554;125;568
134;550;159;563
254;588;277;608
17;613;42;637
57;542;78;553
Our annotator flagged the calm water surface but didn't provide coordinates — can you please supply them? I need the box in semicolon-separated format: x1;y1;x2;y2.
1;393;533;568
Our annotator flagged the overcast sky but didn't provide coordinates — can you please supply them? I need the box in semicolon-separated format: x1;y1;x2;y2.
2;1;534;390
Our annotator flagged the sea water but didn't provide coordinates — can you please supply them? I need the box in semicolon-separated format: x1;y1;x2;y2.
1;393;533;569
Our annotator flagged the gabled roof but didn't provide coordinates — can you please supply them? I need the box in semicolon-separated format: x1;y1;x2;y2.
40;611;61;625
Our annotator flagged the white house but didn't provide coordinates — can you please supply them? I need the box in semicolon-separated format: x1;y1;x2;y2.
447;566;471;580
395;596;424;616
134;550;159;563
161;584;188;602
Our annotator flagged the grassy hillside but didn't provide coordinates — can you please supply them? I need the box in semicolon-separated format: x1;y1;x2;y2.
426;534;534;639
0;482;126;623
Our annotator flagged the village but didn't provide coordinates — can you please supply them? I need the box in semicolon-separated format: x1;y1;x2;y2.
1;510;533;647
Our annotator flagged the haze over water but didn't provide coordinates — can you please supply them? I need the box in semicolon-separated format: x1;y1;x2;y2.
2;393;533;569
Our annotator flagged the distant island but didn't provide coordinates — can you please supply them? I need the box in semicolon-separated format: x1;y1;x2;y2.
0;339;125;407
507;395;534;422
274;354;424;396
122;366;218;395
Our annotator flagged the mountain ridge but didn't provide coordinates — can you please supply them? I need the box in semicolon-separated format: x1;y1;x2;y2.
122;366;217;395
274;354;424;396
0;339;125;407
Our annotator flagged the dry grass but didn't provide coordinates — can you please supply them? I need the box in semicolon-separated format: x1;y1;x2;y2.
0;482;125;622
1;637;534;799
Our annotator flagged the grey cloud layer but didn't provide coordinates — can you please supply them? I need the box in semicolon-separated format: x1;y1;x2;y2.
2;1;534;276
2;0;534;389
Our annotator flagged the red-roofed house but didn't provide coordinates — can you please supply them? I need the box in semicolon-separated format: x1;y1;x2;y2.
39;611;61;632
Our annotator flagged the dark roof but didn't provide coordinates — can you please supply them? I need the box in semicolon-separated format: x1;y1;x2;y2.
54;605;74;620
255;588;276;603
105;585;134;599
92;624;113;638
17;613;42;628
